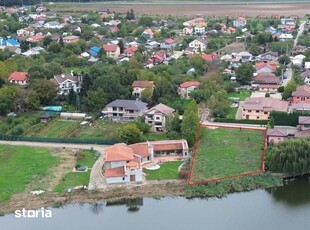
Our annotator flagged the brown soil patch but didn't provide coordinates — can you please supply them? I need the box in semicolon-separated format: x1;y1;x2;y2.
219;42;246;54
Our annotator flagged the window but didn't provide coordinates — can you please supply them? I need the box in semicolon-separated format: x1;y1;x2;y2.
256;110;259;113
122;177;125;181
155;117;160;120
112;107;117;111
264;112;268;114
305;124;310;128
113;113;117;116
248;110;252;112
257;116;259;119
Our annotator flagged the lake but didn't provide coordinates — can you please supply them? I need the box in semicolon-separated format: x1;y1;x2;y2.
1;178;309;230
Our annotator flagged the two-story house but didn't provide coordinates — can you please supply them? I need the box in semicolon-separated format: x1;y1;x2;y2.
102;99;148;122
144;103;175;132
292;85;310;104
291;45;307;56
43;21;63;29
102;44;120;59
242;97;289;120
233;17;247;28
142;28;154;39
63;35;80;44
160;38;176;50
183;18;207;27
259;51;279;62
131;80;155;99
51;73;82;95
255;62;277;73
8;72;28;86
178;81;201;99
252;72;281;93
188;38;207;53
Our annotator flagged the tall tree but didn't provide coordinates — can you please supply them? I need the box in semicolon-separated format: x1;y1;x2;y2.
80;73;93;98
118;123;142;144
31;79;58;105
235;63;255;85
181;100;199;147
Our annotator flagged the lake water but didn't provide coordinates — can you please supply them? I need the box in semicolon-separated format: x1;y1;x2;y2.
1;178;310;230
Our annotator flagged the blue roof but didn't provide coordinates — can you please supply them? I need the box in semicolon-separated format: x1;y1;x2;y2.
1;38;20;46
91;46;100;52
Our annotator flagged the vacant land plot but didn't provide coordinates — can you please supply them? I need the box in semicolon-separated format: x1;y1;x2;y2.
144;161;183;180
54;150;98;193
0;145;59;202
228;90;251;102
189;125;265;184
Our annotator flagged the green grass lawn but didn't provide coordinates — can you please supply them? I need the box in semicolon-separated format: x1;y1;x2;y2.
142;132;167;141
226;107;238;119
190;127;264;183
0;113;40;135
144;161;183;180
228;90;251;101
0;145;58;202
53;150;97;193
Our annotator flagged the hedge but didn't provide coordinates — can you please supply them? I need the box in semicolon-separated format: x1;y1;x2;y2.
270;111;310;126
214;118;269;125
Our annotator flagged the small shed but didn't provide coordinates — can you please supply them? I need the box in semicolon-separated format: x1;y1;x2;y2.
40;114;51;123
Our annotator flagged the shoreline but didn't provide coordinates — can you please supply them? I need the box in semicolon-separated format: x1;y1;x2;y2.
0;174;283;215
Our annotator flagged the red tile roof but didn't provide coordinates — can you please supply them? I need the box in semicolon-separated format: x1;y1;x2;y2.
104;166;125;177
164;38;176;44
153;142;184;151
8;72;28;81
102;44;119;52
132;80;154;88
292;85;310;97
129;143;150;158
124;45;138;54
201;53;218;62
105;143;134;162
255;62;277;71
179;81;200;88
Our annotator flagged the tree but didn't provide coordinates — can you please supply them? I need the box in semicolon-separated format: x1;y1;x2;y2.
31;79;58;105
166;111;181;133
66;87;77;106
138;16;153;27
83;88;106;113
189;55;207;75
181;100;199;147
118;123;142;144
279;55;290;65
47;42;62;53
43;36;53;47
268;117;275;128
235;63;255;85
0;86;18;115
282;80;297;100
80;73;93;98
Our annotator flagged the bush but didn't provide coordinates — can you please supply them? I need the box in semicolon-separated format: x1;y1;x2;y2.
167;131;181;139
265;92;270;98
270;111;310;126
278;86;285;93
131;121;150;133
214;118;268;125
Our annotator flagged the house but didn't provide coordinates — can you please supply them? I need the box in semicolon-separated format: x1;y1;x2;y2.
109;26;119;33
182;27;193;35
178;81;200;99
90;46;101;57
233;17;247;28
146;41;160;49
8;72;28;86
43;21;63;29
160;38;176;50
131;80;155;98
104;143;143;184
290;103;310;112
104;19;121;26
51;73;82;95
302;70;310;84
267;128;288;144
225;27;236;34
22;46;45;57
242;97;289;120
291;45;307;56
144;103;175;132
102;99;148;122
281;18;296;25
259;51;278;62
305;62;310;70
26;34;45;43
298;116;310;130
0;38;20;48
63;35;80;44
194;26;205;34
292;85;310;104
292;54;305;67
124;45;138;57
142;28;154;39
255;62;277;73
183;18;207;27
104;139;189;184
252;72;281;93
5;46;21;55
279;34;293;41
236;51;252;62
147;50;166;64
17;28;35;37
188;38;207;53
102;44;120;59
201;53;218;62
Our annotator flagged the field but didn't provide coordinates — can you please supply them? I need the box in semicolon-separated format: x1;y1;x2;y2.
54;150;97;193
143;161;183;180
49;2;310;17
0;145;59;202
189;125;266;184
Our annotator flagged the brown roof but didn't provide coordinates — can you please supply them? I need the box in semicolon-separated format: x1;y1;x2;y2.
292;85;310;97
301;70;310;80
179;81;200;88
132;80;154;88
8;72;28;81
253;73;280;84
104;166;125;177
298;116;310;125
105;143;134;162
243;97;289;112
295;129;310;138
129;143;150;158
102;44;119;52
150;140;188;152
53;74;79;84
267;128;288;137
145;103;175;115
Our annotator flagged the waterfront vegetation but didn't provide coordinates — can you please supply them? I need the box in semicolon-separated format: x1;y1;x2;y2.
54;150;97;193
190;126;265;183
0;145;58;202
144;161;183;180
186;174;283;198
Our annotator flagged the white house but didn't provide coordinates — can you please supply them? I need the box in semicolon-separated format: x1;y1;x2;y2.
8;72;28;86
233;17;247;28
178;81;201;99
51;73;82;95
279;34;293;41
17;28;35;37
292;54;305;67
160;38;176;50
43;21;63;29
188;38;207;53
194;26;205;34
131;80;155;99
102;100;148;122
182;27;193;35
144;103;175;132
281;18;295;25
236;51;253;62
305;62;310;70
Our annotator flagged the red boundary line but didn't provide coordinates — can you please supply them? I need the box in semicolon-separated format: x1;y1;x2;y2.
188;123;267;186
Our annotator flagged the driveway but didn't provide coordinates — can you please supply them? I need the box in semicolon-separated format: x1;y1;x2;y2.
251;91;282;99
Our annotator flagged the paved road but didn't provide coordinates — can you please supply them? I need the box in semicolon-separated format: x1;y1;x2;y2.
294;21;305;47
